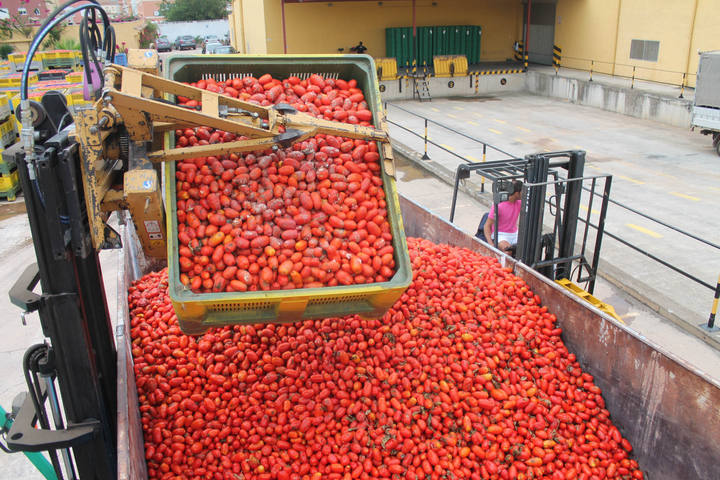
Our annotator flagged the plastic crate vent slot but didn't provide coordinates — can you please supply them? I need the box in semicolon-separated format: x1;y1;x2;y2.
308;294;367;305
209;301;274;312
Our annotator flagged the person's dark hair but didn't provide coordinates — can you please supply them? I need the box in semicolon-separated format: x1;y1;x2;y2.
512;180;523;194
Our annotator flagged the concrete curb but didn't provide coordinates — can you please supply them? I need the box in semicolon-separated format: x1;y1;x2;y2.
392;140;720;351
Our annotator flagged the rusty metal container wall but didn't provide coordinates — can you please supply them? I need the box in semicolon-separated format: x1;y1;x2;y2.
117;195;720;480
117;221;150;480
399;195;720;480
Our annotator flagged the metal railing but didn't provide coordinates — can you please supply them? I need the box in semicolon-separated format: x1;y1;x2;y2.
385;103;719;327
557;56;696;98
385;102;517;191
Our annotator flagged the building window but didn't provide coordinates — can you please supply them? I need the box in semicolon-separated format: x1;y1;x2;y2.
18;7;27;15
630;40;660;62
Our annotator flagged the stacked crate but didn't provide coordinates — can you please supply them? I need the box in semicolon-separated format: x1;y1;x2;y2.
0;94;19;201
8;52;43;72
41;50;78;71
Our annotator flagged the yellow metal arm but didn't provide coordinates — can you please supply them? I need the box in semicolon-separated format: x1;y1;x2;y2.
99;65;389;160
75;62;394;258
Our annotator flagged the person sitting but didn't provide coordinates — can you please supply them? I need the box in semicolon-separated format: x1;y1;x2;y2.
483;180;523;254
350;41;367;54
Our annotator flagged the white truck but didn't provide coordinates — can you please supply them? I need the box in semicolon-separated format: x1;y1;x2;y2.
692;50;720;156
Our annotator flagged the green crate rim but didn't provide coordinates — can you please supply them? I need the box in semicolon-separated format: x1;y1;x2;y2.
163;54;412;308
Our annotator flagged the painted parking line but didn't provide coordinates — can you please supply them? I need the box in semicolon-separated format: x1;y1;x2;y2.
440;144;456;151
446;113;458;119
586;165;601;170
453;106;465;111
430;107;440;112
468;121;480;126
616;175;645;185
626;224;663;238
466;155;480;162
579;205;601;215
516;126;532;133
513;137;528;144
489;128;503;135
473;112;484;118
493;119;507;124
670;192;700;201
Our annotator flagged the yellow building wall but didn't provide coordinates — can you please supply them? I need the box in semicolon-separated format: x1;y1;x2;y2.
555;0;720;88
687;0;720;87
233;0;271;54
240;0;521;61
614;0;694;86
2;20;143;53
554;0;621;75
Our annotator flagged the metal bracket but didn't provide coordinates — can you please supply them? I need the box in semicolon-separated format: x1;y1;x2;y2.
273;103;297;115
274;129;304;149
6;387;99;453
457;164;471;180
9;263;42;312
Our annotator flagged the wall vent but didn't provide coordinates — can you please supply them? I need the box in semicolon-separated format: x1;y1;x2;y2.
630;40;659;62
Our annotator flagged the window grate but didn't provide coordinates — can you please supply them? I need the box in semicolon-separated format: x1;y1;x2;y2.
630;40;659;62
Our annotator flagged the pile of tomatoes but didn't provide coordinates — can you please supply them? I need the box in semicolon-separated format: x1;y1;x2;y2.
130;238;643;480
173;73;394;293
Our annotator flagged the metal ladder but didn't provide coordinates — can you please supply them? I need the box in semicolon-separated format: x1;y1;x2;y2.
413;75;431;102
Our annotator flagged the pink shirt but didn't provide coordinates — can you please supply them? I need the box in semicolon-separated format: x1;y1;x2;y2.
488;199;521;234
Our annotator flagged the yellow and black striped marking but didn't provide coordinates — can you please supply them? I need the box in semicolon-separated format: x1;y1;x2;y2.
553;45;562;69
476;69;524;75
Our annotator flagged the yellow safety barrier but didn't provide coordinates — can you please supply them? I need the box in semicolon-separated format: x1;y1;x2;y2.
374;57;398;81
433;55;468;78
555;278;624;323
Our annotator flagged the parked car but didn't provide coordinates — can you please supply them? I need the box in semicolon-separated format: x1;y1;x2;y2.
156;37;172;52
203;42;223;54
203;35;219;45
212;45;235;54
175;35;196;51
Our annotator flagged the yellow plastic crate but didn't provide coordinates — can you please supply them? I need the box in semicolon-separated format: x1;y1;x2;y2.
433;55;468;77
0;94;10;122
0;118;16;147
163;55;412;335
41;50;76;60
66;88;91;108
8;52;43;71
0;61;10;71
65;71;83;83
0;168;18;191
0;73;38;87
375;57;398;81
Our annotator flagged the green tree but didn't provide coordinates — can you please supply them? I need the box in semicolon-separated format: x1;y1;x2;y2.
160;0;229;22
43;24;66;49
0;44;15;60
139;21;159;49
0;14;34;40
